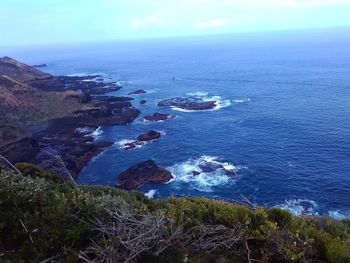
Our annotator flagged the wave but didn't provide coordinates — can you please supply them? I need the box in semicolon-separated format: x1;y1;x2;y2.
115;139;143;150
167;156;244;192
170;93;231;112
328;210;350;220
275;199;319;216
91;127;103;138
233;98;251;103
74;126;103;139
186;91;208;97
116;80;132;86
67;72;105;77
115;131;163;150
144;189;157;199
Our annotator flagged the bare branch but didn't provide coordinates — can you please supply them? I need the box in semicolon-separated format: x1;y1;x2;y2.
0;154;22;174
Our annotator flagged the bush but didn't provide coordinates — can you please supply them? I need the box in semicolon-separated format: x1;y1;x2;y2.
1;163;350;262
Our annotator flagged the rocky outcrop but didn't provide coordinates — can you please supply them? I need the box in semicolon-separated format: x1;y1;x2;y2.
158;97;217;111
57;75;122;94
198;162;224;173
191;160;236;177
0;56;140;177
119;130;161;150
143;113;175;122
0;127;113;177
117;160;173;190
32;64;47;68
137;130;161;142
128;89;146;95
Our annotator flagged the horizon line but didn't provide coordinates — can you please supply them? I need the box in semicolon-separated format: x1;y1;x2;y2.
1;25;350;50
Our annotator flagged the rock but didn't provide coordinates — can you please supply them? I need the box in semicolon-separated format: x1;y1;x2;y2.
32;64;47;68
0;56;140;179
124;142;137;150
117;160;173;190
93;141;113;148
225;170;236;176
57;75;122;94
128;89;146;95
137;130;161;142
158;97;217;111
143;112;175;122
192;171;201;176
140;100;147;104
198;162;224;173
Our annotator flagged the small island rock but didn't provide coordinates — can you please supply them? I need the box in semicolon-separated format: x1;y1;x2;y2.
117;160;173;190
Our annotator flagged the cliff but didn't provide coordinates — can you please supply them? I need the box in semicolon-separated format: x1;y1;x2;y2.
0;57;139;175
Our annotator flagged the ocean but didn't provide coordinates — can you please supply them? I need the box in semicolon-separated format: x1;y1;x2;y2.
4;28;350;219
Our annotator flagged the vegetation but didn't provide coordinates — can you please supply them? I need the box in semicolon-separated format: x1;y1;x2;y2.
0;163;349;262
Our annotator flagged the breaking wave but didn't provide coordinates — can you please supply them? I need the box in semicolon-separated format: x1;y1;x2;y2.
167;156;245;192
233;98;251;103
170;93;231;112
328;210;350;220
74;126;103;139
275;199;319;216
186;91;209;97
145;189;157;199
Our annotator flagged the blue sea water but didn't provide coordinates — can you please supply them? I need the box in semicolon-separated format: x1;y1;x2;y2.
4;29;350;219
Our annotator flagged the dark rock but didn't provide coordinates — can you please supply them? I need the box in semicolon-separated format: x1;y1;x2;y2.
124;142;137;150
128;89;146;95
192;171;201;176
57;75;122;94
140;100;147;104
158;97;217;111
94;141;113;148
137;130;161;142
117;160;173;190
32;64;47;68
198;162;224;173
0;57;140;179
225;170;236;176
143;112;175;122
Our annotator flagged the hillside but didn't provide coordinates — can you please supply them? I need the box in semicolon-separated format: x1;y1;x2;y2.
0;164;349;262
0;56;62;89
0;57;139;176
0;57;93;145
0;74;87;145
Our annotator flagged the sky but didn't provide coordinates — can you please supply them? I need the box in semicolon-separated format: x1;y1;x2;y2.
1;0;350;46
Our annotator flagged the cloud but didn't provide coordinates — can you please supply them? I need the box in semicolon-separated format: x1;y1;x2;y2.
131;16;160;29
194;19;229;29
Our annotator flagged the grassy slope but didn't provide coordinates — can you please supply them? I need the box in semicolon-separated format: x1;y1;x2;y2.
0;75;87;145
0;164;349;262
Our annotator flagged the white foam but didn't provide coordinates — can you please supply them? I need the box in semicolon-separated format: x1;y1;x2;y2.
167;156;242;192
328;210;350;220
159;130;167;136
233;98;251;103
170;107;198;113
275;199;319;216
82;77;104;82
116;80;131;86
67;73;88;77
91;127;103;138
115;130;163;150
186;91;208;97
115;139;143;150
75;126;103;139
145;189;157;199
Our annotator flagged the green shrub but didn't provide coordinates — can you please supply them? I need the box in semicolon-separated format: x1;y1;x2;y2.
267;207;293;228
1;164;350;262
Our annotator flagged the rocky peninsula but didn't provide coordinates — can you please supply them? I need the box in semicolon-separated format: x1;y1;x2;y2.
0;56;139;177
